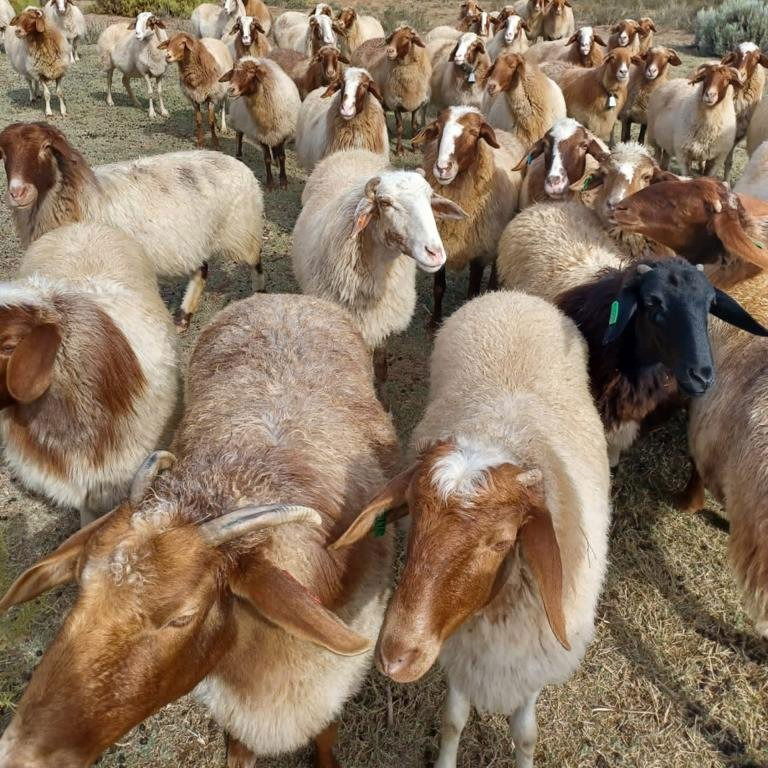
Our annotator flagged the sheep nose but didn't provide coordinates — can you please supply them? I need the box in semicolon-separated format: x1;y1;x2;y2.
688;366;713;390
8;181;33;204
487;81;499;95
377;647;419;679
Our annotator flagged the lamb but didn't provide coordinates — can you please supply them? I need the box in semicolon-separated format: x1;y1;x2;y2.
608;19;645;54
227;15;271;60
190;0;241;40
541;0;574;42
513;117;608;208
97;12;170;120
0;292;399;768
747;94;768;155
352;25;431;155
268;45;348;99
332;289;611;768
429;32;491;110
483;52;567;149
159;32;233;149
0;122;264;330
525;26;606;68
618;45;681;143
292;149;465;381
295;67;388;172
414;106;523;327
222;56;301;189
5;7;70;117
647;63;742;176
543;47;632;142
637;17;656;54
334;7;384;54
721;42;768;180
486;7;529;59
42;0;85;63
0;222;177;526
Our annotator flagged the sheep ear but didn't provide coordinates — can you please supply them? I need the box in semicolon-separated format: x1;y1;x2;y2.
710;204;768;270
9;14;18;24
728;67;744;88
253;20;265;33
518;502;569;650
648;19;657;31
412;32;426;48
219;68;234;82
593;33;606;46
157;38;169;49
127;19;136;29
720;51;736;66
338;52;351;64
332;20;347;36
631;54;643;66
513;138;545;171
231;557;370;655
520;18;529;31
448;40;460;61
710;289;768;336
411;122;439;148
154;18;165;29
566;32;578;45
366;78;384;103
35;14;45;32
479;120;500;148
431;193;468;220
603;286;637;344
650;166;678;184
668;48;681;66
689;67;706;85
586;139;609;163
351;196;375;238
322;78;341;97
6;323;61;404
329;464;418;550
759;53;768;69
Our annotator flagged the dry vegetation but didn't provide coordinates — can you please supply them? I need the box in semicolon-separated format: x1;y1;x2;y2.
0;2;766;767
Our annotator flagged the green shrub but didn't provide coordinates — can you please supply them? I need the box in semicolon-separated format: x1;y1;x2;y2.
94;0;197;17
694;0;768;55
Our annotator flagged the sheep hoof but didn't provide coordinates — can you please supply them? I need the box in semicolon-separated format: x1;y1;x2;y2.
674;469;705;513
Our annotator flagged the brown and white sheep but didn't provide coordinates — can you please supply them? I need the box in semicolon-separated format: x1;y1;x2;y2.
352;25;431;155
159;32;233;148
429;32;491;110
334;7;384;54
541;0;574;42
228;15;271;60
608;18;645;55
637;17;656;54
512;0;547;41
42;0;85;63
268;44;348;99
525;26;606;69
486;6;529;59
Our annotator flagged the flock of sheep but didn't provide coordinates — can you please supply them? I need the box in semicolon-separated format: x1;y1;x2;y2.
1;0;768;766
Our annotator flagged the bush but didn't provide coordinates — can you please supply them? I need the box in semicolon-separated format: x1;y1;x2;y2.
695;0;768;56
95;0;197;17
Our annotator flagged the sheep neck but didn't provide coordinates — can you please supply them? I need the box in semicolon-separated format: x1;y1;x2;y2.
506;71;551;146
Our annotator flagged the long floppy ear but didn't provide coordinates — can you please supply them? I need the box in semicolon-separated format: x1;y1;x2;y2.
720;51;736;66
384;29;395;44
35;13;45;32
219;68;234;82
520;18;529;31
650;165;678;184
157;38;169;49
338;52;351;64
0;511;116;612
154;18;166;29
603;283;638;344
631;54;644;66
350;176;380;238
329;464;418;550
646;19;657;31
710;289;768;336
411;120;440;148
332;20;348;36
448;40;461;62
366;78;384;103
9;14;19;24
668;48;681;66
481;59;496;85
431;193;468;220
586;138;609;162
230;556;370;655
710;200;768;269
513;137;545;171
412;31;426;48
727;66;744;88
479;120;500;148
6;323;61;404
593;33;606;46
322;77;342;97
689;66;707;85
518;502;569;650
571;168;604;192
759;53;768;69
127;19;137;29
566;32;578;45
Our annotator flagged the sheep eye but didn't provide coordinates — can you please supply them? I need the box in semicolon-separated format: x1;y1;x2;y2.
166;613;196;628
378;199;392;209
492;539;512;552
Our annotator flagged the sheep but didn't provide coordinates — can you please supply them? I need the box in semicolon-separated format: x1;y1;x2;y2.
512;0;547;41
486;7;529;59
0;122;264;331
335;7;384;54
618;45;681;144
543;47;632;142
5;7;70;117
352;25;431;155
513;117;607;208
268;45;348;99
274;7;342;56
241;0;272;37
0;222;178;526
227;15;271;61
426;10;492;46
541;0;574;42
637;17;656;54
295;67;388;172
221;56;301;189
0;0;13;34
735;139;768;201
747;94;768;155
414;106;524;327
190;0;242;40
721;42;768;181
647;63;742;176
42;0;85;63
429;32;491;110
0;292;399;768
292;149;466;381
159;33;233;149
525;26;606;69
97;12;170;120
332;289;611;768
608;19;645;55
483;52;567;149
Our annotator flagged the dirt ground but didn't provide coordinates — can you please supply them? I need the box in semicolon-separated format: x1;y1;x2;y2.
0;4;766;767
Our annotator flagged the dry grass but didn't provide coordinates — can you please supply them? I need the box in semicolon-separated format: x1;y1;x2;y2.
0;2;766;767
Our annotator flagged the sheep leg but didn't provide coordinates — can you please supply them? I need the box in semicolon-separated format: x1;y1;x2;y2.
704;157;718;178
508;691;540;768
276;141;288;188
235;131;244;159
193;103;204;148
56;79;66;117
122;73;140;107
373;345;388;384
621;119;631;143
410;109;419;136
106;68;115;106
156;78;169;117
252;260;266;293
313;721;341;768
72;37;79;62
144;74;156;119
208;101;219;149
224;732;257;768
638;123;647;145
435;682;470;768
429;266;447;333
175;261;208;332
27;78;36;103
488;260;498;291
261;142;275;190
468;259;484;299
675;464;705;513
41;80;53;117
220;102;228;133
394;108;404;155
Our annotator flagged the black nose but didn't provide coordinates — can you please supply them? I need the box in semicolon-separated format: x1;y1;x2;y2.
688;366;714;390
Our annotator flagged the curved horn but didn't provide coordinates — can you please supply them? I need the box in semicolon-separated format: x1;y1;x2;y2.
199;503;322;547
130;450;176;507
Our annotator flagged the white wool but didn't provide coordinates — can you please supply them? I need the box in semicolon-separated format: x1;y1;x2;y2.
431;437;514;500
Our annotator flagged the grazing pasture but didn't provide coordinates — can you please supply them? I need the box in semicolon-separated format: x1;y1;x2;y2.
0;3;766;768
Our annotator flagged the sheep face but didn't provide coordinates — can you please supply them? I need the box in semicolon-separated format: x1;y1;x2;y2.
632;45;681;81
416;106;499;186
611;177;768;270
474;11;491;37
220;57;267;98
484;51;525;96
449;32;485;67
690;63;743;107
335;7;356;30
352;172;465;272
721;42;768;82
11;8;46;38
53;0;72;15
131;12;165;41
495;10;525;45
222;0;238;14
459;0;484;19
384;25;424;61
611;18;641;48
234;15;263;46
312;45;348;84
308;13;337;48
310;2;333;17
567;26;605;57
333;439;566;683
323;67;381;120
157;33;196;64
603;47;632;85
546;0;571;19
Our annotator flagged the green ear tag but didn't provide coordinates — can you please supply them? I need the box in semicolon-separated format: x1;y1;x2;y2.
608;300;620;325
527;153;534;165
372;514;387;537
582;174;593;190
753;240;765;249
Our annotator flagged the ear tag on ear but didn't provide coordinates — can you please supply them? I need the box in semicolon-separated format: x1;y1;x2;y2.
607;93;617;109
608;299;620;326
372;514;387;537
467;70;476;83
527;153;534;165
582;174;593;190
753;240;765;249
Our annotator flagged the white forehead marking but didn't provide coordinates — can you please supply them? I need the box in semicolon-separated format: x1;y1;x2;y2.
578;26;593;43
455;32;477;60
315;12;335;43
240;15;254;39
550;116;581;143
341;66;365;111
739;41;758;54
431;437;513;501
505;14;521;35
616;161;635;184
437;106;480;167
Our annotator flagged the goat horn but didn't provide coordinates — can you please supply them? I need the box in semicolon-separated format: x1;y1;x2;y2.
199;503;322;547
130;450;176;507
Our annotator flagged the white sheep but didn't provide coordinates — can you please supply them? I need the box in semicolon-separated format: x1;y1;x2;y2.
0;0;13;34
191;0;242;40
333;289;610;768
97;12;169;119
295;67;388;172
0;122;264;331
0;222;177;526
274;7;340;55
42;0;85;63
335;7;384;54
429;32;491;111
292;149;466;379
